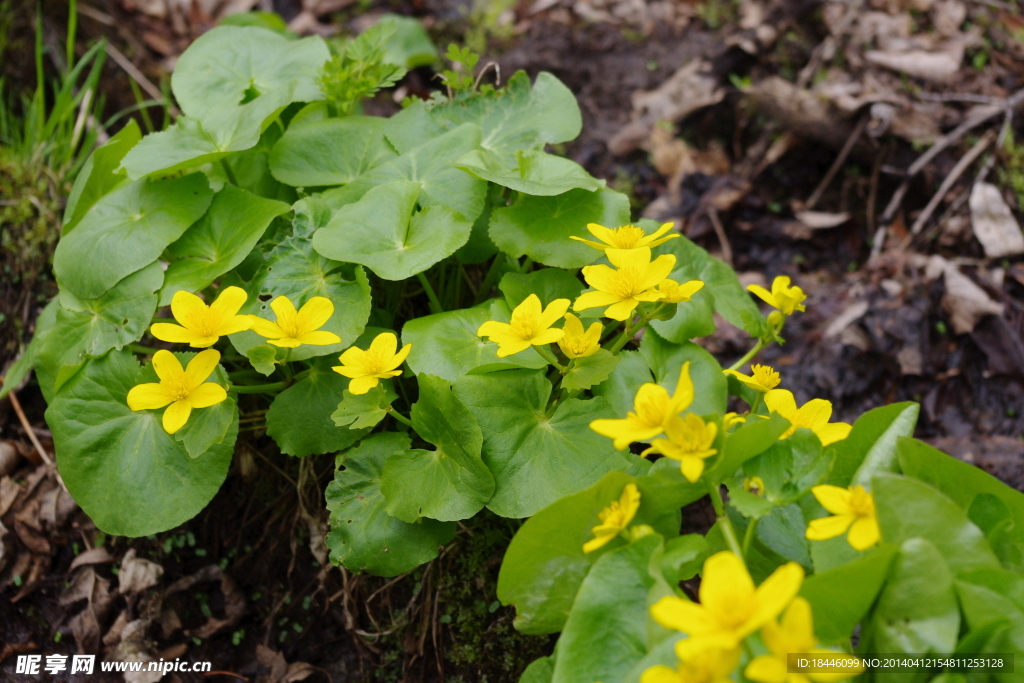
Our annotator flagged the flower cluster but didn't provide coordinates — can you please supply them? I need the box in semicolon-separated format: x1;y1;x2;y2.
644;551;862;683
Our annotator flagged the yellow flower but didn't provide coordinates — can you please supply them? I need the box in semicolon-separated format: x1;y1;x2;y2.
656;278;705;304
557;313;603;358
150;287;253;348
641;414;718;483
748;276;807;315
805;485;880;551
583;483;641;553
570;221;679;251
477;294;570;358
763;390;852;446
743;476;766;496
723;412;747;430
723;364;781;393
590;362;694;450
651;551;804;655
248;296;342;348
641;648;740;683
745;597;863;683
574;248;677;321
333;332;412;395
126;349;227;434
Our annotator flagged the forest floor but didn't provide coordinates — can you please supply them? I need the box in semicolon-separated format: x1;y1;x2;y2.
2;0;1024;680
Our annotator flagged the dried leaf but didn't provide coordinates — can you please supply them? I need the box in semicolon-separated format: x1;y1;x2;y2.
118;549;164;594
824;300;870;338
68;547;114;572
970;182;1024;258
795;210;852;229
932;256;1004;333
167;565;245;638
865;39;964;82
0;442;22;477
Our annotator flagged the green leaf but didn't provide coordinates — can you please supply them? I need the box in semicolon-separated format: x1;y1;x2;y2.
171;26;328;123
245;345;279;376
455;189;498;264
648;222;768;339
48;350;236;536
591;350;651;417
519;657;555;683
496;471;688;635
455;148;604;196
218;10;289;32
331;384;392;430
228;232;371;362
323;123;486;221
265;357;370;457
650;288;715;342
0;298;59;400
799;544;898;644
897;436;1024;548
269;116;397;187
954;569;1024;660
727;484;773;519
499;268;584;309
621;634;685;683
380;374;494;522
562;350;619;392
551;535;662;683
390;71;581;154
639;331;728;417
660;534;709;584
62;120;140;234
174;394;236;459
160;184;289;305
326;432;456;577
453;369;637;518
823;402;919;487
489;188;630;269
705;412;790;482
40;263;164;380
873;473;1001;574
400;305;547;382
53;173;213;299
867;538;959;656
754;504;813;570
378;14;438;69
312;181;472;280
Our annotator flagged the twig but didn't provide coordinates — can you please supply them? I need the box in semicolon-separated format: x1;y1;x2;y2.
7;391;53;466
104;42;179;117
910;131;994;235
805;116;866;210
707;206;733;267
201;673;250;682
796;0;864;88
916;92;1004;104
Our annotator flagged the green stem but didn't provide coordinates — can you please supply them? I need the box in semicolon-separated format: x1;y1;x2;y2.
608;318;637;355
727;339;765;372
742;516;759;557
232;381;288;394
219;159;239;186
521;257;533;272
707;482;745;563
749;392;764;415
388;408;414;428
127;343;162;355
535;345;565;372
416;272;444;314
473;253;506;305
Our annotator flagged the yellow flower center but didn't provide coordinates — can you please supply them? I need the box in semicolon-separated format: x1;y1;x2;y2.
714;594;756;629
362;347;393;376
562;335;591;356
166;378;193;401
750;365;781;390
509;314;539;340
608;225;648;249
599;500;630;528
607;265;649;299
848;486;875;518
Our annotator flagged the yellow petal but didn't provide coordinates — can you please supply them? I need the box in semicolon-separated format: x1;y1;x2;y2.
640;665;682;683
639;254;678;291
746;655;788;683
747;562;804;634
670;362;694;413
270;295;298;322
187;383;227;408
212;315;254;337
585;223;617;246
604;298;641;321
516;294;543;322
590;416;663;450
648;221;675;241
295;330;342;346
296;296;334;332
267;337;302;348
573;290;622;312
162;400;192;434
248;316;287;339
495;338;533;357
847;515;880;550
650;596;719;635
477;320;513;338
568;235;611;251
580;263;620;292
337;346;368;371
530;328;565;346
348;375;380;395
699;551;755;616
797;399;833;429
764;389;797;418
150;323;217;347
562;313;585;337
582;530;616;554
772;275;793;296
584;321;603;346
810;486;853;515
333;365;363;379
806;514;855;541
184;349;221;388
209;286;247;319
152;350;186;384
815;422;852;446
537;298;571;330
747;284;778;309
387;343;413;371
369;332;398;358
170;290;208;331
127;383;175;411
680;455;705;482
607;246;650;269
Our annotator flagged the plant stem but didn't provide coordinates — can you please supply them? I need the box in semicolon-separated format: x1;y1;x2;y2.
473;253;506;305
749;392;764;415
727;339;765;372
416;272;444;314
219;159;239;186
742;516;759;557
535;345;565;372
608;318;636;355
707;481;745;562
232;381;288;394
388;408;414;428
127;343;162;355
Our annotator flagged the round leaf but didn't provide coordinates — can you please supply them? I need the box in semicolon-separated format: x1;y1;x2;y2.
269;116;397;187
455;149;604;196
